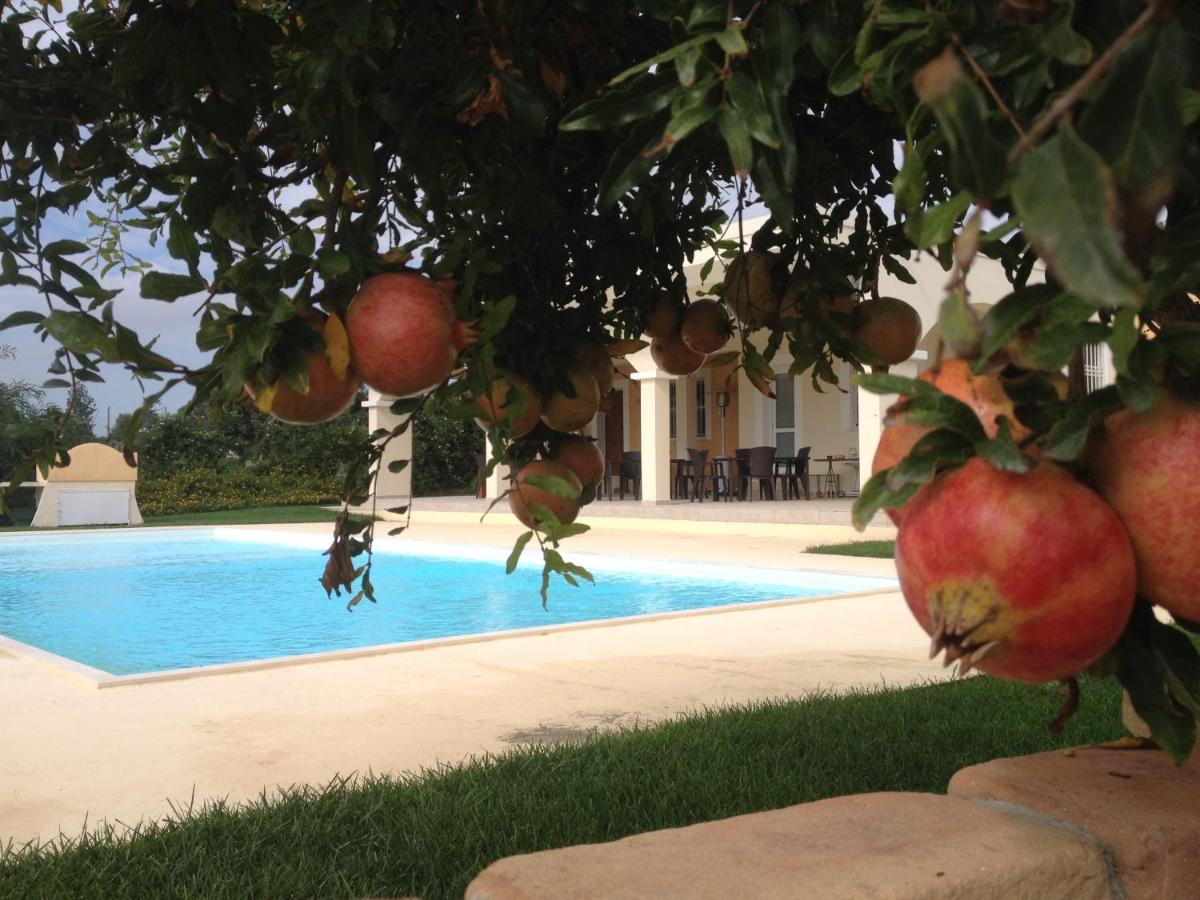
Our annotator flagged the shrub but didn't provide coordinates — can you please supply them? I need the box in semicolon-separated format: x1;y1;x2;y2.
138;468;342;517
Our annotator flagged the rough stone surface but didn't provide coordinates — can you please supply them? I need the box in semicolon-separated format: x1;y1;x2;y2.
949;745;1200;900
465;792;1110;899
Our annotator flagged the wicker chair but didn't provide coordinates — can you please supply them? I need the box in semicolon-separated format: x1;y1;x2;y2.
747;446;777;500
687;448;710;501
617;451;642;500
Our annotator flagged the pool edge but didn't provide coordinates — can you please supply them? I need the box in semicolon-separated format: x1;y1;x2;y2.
6;587;899;689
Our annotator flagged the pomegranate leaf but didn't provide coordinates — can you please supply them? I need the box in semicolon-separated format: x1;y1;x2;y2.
977;285;1061;365
523;474;581;499
1012;123;1145;310
974;419;1032;474
937;288;982;358
506;531;534;574
558;73;675;131
888;392;988;442
854;371;934;398
886;429;974;492
1044;386;1123;461
386;459;409;474
852;470;921;531
1116;603;1200;764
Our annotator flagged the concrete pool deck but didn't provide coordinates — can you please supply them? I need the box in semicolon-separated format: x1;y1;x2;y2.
0;513;945;849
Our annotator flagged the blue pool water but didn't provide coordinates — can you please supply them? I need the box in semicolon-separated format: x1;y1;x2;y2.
0;529;894;676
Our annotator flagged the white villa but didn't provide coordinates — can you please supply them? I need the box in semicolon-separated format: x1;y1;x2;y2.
365;222;1115;509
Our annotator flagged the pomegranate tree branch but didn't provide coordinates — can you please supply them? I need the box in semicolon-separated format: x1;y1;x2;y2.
1007;0;1165;164
948;30;1026;140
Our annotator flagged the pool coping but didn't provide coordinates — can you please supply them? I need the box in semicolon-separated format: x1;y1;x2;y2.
0;586;899;690
1;524;899;689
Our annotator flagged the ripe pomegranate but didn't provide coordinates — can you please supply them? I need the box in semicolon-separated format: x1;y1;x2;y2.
852;296;922;368
898;458;1136;683
681;299;734;354
723;250;778;329
651;333;707;376
572;338;615;397
549;435;605;488
246;313;360;425
541;369;600;432
644;292;683;339
873;358;1033;504
1089;392;1200;622
509;459;583;529
473;372;543;438
345;272;476;397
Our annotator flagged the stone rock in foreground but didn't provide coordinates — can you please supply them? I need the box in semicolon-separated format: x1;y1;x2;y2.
465;792;1109;899
949;745;1200;900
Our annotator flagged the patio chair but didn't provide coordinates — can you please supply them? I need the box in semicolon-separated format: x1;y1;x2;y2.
747;446;777;500
735;448;751;500
686;448;710;502
617;451;642;500
710;457;734;501
777;446;811;500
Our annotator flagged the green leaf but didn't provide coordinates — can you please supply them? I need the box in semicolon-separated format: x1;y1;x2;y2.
978;285;1060;362
717;108;753;177
974;419;1032;474
920;72;1007;200
1012;124;1145;309
1077;22;1187;202
888;392;988;442
1117;603;1199;765
597;113;666;209
506;531;534;574
659;101;719;152
936;289;982;358
0;310;45;331
905;191;970;249
316;248;351;278
855;371;932;398
725;73;779;149
713;25;747;56
559;75;675;131
523;474;580;499
1044;385;1122;461
1116;374;1158;413
141;271;207;301
167;213;201;270
885;429;974;492
41;310;113;356
386;459;409;474
42;239;89;257
828;47;861;97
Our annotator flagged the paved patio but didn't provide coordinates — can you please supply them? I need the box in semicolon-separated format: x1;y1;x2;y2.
0;514;920;848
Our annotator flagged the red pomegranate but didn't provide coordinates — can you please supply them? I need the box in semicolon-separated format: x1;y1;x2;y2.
509;459;583;530
541;369;600;433
1089;391;1200;622
723;250;778;329
572;338;615;397
345;272;476;397
650;333;706;376
246;313;360;424
644;292;683;339
473;372;543;438
897;458;1136;683
873;359;1032;524
680;299;734;354
549;435;605;489
852;296;922;368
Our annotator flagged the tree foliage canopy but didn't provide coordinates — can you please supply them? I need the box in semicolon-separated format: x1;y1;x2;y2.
2;0;1199;757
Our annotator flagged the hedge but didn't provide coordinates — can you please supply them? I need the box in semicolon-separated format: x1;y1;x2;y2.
137;467;342;517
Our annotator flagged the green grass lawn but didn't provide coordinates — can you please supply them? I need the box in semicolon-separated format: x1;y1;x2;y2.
0;674;1125;899
806;539;896;558
0;505;349;532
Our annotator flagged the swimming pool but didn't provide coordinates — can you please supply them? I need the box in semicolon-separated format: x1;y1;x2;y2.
0;528;896;678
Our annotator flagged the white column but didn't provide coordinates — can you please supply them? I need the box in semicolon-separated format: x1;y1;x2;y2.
857;386;887;481
363;390;413;504
483;431;508;499
674;373;691;458
737;366;760;449
631;371;674;504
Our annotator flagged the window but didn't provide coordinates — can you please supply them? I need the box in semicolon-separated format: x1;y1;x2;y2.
669;381;677;439
1083;343;1106;394
695;376;709;439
